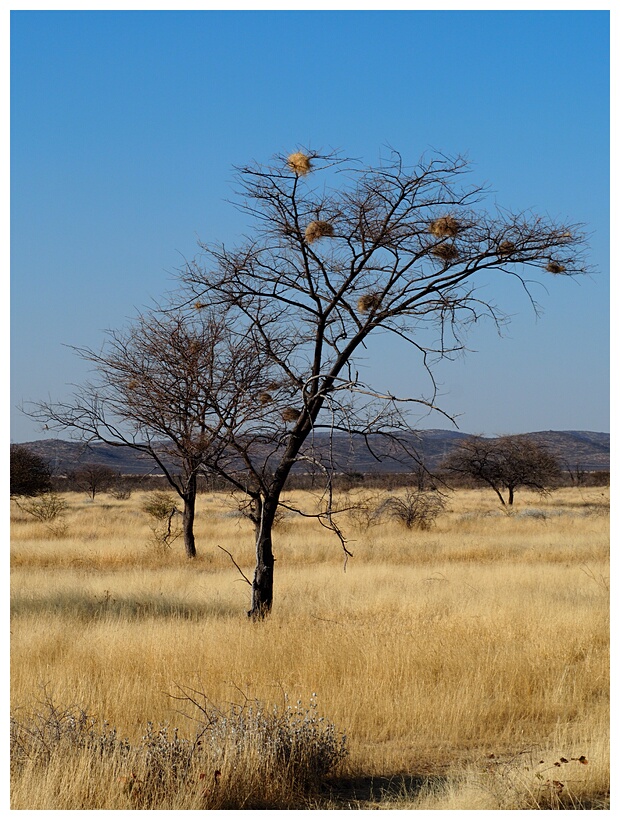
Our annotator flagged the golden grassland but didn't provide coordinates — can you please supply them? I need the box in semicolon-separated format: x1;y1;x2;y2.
10;485;609;809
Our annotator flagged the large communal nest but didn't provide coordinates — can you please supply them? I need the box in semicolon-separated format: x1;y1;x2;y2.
429;215;461;238
281;407;302;422
357;292;382;313
546;260;567;274
431;242;459;263
305;220;335;244
287;152;312;176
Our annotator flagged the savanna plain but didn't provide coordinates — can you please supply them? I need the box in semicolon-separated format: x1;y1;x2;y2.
10;484;610;810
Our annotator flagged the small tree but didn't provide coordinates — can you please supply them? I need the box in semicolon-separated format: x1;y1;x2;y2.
69;463;117;500
30;309;275;559
442;434;561;505
10;444;52;497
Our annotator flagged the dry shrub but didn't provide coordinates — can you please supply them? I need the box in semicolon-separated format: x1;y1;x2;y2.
281;407;301;422
10;690;348;810
17;492;68;523
142;492;181;551
305;220;334;244
357;293;382;313
142;492;178;521
374;489;446;530
546;260;566;274
287;152;312;176
429;215;461;237
431;242;459;263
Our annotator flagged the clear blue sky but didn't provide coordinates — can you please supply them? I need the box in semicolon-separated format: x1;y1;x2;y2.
10;9;610;442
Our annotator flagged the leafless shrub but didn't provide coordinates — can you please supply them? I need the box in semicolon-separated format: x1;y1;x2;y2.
142;492;181;550
11;689;348;809
375;489;446;530
10;690;129;771
108;484;132;500
345;492;382;531
171;687;348;789
17;492;68;523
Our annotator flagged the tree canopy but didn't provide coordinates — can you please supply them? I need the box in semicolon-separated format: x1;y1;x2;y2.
10;444;52;498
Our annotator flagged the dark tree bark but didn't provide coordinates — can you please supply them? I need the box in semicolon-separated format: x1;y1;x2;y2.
249;503;277;619
182;474;197;559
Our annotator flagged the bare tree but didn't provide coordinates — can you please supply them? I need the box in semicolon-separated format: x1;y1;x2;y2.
177;147;587;617
441;434;561;505
69;463;117;500
30;309;276;558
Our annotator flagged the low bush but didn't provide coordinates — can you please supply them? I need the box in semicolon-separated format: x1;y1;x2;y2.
10;688;348;809
374;489;446;530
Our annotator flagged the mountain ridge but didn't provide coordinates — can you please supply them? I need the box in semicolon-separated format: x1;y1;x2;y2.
16;430;610;475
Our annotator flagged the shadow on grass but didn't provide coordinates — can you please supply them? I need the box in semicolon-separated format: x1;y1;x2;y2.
322;773;437;808
10;592;237;621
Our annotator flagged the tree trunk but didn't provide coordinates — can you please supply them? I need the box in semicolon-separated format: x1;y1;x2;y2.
182;477;197;559
508;486;515;506
248;500;276;619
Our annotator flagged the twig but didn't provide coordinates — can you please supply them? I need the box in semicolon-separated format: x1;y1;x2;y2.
217;544;252;586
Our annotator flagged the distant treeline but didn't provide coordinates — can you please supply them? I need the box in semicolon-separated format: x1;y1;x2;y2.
51;468;610;497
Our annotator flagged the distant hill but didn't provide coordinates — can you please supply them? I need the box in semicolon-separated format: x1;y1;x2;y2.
17;430;610;476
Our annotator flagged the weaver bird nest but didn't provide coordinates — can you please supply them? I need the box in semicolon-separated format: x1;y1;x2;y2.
281;407;302;422
258;392;273;405
429;215;461;238
497;240;516;258
305;220;335;244
546;260;567;274
357;293;382;313
431;242;460;263
287;152;312;176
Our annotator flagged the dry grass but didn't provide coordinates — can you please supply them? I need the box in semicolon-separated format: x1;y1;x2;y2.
10;486;609;809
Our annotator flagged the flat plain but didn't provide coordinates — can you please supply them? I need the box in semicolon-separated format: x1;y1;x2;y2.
10;485;610;809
